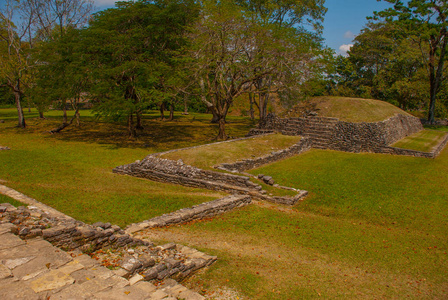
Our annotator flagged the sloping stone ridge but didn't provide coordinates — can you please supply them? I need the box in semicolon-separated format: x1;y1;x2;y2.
0;203;216;285
126;195;251;234
113;156;263;195
114;156;308;206
216;138;312;172
260;113;424;154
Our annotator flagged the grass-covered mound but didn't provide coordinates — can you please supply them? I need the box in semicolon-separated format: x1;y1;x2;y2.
161;134;302;170
285;96;412;122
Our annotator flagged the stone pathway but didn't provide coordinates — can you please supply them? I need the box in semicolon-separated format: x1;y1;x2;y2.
0;185;207;300
0;225;204;299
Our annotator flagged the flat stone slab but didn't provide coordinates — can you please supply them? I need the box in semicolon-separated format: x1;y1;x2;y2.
0;278;40;300
0;223;16;234
0;232;26;250
29;269;75;293
0;263;12;279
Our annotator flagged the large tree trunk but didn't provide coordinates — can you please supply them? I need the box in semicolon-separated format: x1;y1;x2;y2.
248;92;255;120
210;107;219;123
136;110;144;130
258;92;269;128
14;88;26;128
127;113;137;138
217;117;228;140
183;95;189;115
427;34;447;124
160;103;165;120
39;111;45;119
169;101;174;121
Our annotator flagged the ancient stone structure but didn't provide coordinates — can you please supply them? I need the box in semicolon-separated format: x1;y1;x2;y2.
260;113;425;154
113;156;308;206
216;138;311;172
126;195;251;233
114;156;263;194
0;203;216;286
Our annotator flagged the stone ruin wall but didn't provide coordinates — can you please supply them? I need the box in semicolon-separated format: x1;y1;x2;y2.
262;113;424;154
0;204;216;282
217;138;312;172
113;156;263;195
114;154;308;206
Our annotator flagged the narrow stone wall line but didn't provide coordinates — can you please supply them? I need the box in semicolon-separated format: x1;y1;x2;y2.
125;195;252;234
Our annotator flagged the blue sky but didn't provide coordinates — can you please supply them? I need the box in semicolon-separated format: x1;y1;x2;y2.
323;0;393;55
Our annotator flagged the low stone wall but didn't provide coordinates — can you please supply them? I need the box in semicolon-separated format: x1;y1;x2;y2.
217;138;312;172
260;113;424;154
329;114;423;153
113;156;263;195
380;132;448;158
126;195;252;233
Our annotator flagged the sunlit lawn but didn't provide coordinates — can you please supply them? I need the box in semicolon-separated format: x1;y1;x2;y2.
150;147;448;299
1;108;447;299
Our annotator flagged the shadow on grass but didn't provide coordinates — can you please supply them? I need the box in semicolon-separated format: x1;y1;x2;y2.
0;110;256;150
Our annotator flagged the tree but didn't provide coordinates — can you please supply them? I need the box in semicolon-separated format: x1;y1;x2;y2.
376;0;448;123
0;0;35;128
23;0;94;123
190;0;269;139
236;0;327;126
20;0;94;42
83;0;197;138
190;0;326;139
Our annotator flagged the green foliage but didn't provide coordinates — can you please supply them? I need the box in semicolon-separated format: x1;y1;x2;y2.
374;0;448;122
81;0;199;137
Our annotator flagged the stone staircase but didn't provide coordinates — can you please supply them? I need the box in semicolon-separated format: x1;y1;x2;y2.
281;117;339;149
281;118;303;136
302;117;338;149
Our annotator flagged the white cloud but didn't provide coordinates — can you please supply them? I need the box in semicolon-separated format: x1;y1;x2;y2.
338;44;353;56
344;30;355;39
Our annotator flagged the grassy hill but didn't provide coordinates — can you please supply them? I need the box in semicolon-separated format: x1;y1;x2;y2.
285;96;412;123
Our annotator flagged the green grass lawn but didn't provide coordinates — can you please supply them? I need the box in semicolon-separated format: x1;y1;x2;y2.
162;134;301;170
392;130;448;152
2;107;448;299
150;147;448;299
0;109;243;227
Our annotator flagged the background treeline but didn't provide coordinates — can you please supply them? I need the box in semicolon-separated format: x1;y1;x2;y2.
0;0;328;139
1;0;447;139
